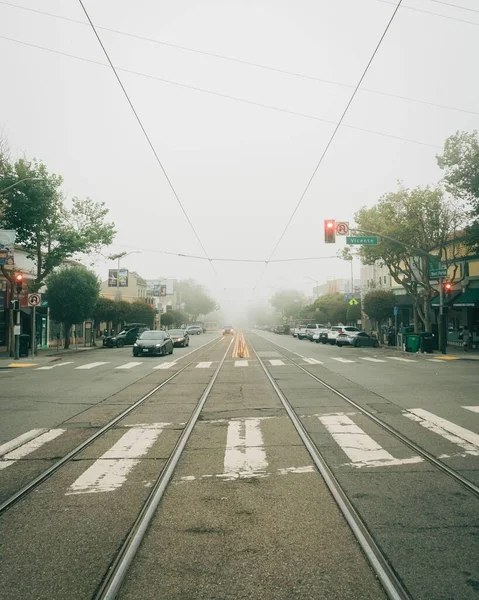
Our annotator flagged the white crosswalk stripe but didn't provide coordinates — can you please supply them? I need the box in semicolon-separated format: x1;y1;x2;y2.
235;361;248;367
304;358;323;365
331;357;355;364
319;414;422;468
36;362;74;371
360;357;387;363
153;362;177;370
427;359;443;363
115;362;143;370
387;357;416;363
463;406;479;414
196;361;213;369
75;362;110;370
0;429;65;471
221;419;268;480
66;424;167;495
404;409;479;455
269;359;285;366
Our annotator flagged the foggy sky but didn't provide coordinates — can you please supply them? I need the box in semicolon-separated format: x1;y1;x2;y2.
1;0;478;322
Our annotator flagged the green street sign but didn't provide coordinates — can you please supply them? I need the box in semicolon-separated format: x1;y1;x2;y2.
429;268;447;278
346;236;378;245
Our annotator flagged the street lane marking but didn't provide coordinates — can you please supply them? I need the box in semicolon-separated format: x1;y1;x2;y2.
269;359;285;366
196;361;213;368
331;357;355;364
116;362;143;370
387;357;416;363
319;414;422;468
0;429;65;471
463;406;479;414
304;358;323;365
66;425;166;494
153;362;177;370
221;418;268;479
75;362;110;370
405;409;479;456
8;363;37;368
430;355;459;360
360;357;387;363
235;360;248;367
0;429;48;457
36;361;74;371
427;359;443;363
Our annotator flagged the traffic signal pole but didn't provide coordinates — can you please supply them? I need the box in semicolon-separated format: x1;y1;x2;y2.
14;300;20;360
438;277;446;355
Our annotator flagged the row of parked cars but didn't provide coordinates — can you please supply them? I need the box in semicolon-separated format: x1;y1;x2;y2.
291;324;379;348
103;323;205;349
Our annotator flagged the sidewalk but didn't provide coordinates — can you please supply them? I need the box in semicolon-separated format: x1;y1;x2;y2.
0;344;102;365
378;342;479;361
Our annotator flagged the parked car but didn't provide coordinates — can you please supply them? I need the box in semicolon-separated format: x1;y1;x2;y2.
327;326;361;345
312;326;330;343
133;330;174;356
298;324;324;340
167;328;190;347
222;325;234;335
306;324;327;341
103;324;149;348
336;331;379;348
186;325;202;335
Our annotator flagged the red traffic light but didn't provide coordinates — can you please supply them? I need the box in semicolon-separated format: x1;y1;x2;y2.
444;282;452;290
14;273;23;284
324;220;336;244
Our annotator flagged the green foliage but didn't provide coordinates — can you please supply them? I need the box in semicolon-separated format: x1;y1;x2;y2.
161;310;187;328
126;301;155;327
314;293;348;324
363;290;395;325
269;289;306;319
176;280;218;321
437;130;479;252
346;302;361;323
355;185;464;331
0;155;115;289
47;267;100;348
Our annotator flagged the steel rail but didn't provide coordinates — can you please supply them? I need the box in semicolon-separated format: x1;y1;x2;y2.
94;336;235;600
0;336;225;515
250;332;479;499
249;342;412;600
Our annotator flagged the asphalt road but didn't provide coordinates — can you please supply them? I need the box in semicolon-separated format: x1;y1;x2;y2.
0;329;478;599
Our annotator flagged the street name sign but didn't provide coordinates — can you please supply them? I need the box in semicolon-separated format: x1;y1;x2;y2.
429;268;447;279
28;293;41;307
346;236;378;245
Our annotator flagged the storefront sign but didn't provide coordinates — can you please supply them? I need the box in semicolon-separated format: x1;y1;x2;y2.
0;230;15;265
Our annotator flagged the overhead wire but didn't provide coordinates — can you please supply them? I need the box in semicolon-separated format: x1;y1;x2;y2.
262;0;404;268
376;0;479;26
1;1;478;116
0;34;446;150
428;0;479;14
76;0;216;275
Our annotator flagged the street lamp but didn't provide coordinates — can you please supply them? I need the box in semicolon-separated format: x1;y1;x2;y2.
0;177;45;195
304;276;319;300
108;251;141;302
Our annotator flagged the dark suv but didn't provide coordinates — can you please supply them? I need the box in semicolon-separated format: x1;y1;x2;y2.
103;324;149;348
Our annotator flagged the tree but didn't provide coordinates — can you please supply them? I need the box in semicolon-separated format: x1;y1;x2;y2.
355;185;465;332
0;156;115;290
314;293;348;324
363;290;395;330
270;289;306;320
160;310;187;328
346;302;361;324
176;280;218;321
127;300;155;327
47;267;100;349
437;130;479;253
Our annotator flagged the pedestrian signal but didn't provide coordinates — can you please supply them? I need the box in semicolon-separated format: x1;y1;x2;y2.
324;220;336;244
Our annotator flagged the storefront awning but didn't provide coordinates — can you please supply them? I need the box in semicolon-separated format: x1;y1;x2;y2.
431;291;461;307
452;288;479;308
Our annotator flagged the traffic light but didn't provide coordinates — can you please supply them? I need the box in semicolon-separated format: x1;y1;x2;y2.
14;273;24;295
444;282;453;297
324;220;336;244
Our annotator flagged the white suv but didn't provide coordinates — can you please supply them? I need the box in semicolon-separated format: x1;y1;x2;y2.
327;326;360;344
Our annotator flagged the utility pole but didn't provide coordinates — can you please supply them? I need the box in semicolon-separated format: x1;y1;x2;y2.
13;273;23;360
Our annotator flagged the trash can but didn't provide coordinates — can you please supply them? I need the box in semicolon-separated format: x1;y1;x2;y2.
420;332;435;354
405;333;420;353
19;334;30;358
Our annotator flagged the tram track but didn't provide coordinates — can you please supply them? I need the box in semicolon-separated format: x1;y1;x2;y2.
0;335;226;515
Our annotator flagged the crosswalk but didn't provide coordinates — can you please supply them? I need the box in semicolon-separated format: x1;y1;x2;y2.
2;407;478;492
10;353;461;375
